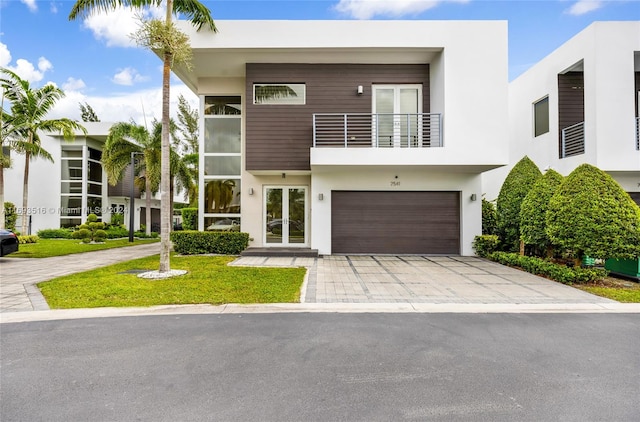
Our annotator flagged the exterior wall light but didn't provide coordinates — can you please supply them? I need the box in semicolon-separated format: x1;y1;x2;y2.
470;194;477;201
318;193;324;201
248;188;254;195
357;85;364;95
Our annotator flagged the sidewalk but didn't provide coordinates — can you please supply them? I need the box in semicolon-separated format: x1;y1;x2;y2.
0;243;160;313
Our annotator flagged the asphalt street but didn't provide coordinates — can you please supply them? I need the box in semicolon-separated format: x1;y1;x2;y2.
2;313;639;421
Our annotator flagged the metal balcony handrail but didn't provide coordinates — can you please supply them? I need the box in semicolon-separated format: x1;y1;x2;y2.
636;116;639;151
561;121;585;158
313;112;442;148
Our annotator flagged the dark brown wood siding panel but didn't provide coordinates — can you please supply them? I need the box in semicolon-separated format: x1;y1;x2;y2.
635;71;640;117
331;191;460;254
557;71;584;157
245;64;430;171
628;192;640;207
108;165;140;197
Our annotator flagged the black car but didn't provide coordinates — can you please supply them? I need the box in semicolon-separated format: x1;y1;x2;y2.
0;229;19;257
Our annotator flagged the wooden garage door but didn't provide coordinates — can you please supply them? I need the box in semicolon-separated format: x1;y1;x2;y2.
332;191;460;254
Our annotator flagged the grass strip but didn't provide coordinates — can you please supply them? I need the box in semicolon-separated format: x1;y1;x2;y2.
38;254;306;308
11;238;160;258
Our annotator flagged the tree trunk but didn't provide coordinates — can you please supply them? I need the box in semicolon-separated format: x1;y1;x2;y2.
145;175;152;236
519;239;525;256
158;0;173;273
21;150;30;235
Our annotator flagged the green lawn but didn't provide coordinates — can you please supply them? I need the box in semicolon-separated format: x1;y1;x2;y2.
11;238;160;258
577;284;640;303
38;254;307;308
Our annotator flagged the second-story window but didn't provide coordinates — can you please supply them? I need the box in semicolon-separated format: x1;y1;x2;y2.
533;96;549;137
253;83;306;105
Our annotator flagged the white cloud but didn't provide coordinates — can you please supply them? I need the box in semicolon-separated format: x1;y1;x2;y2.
0;42;53;83
50;2;58;14
81;6;164;48
49;84;198;127
566;0;605;15
62;77;86;91
20;0;37;12
112;67;148;86
334;0;470;19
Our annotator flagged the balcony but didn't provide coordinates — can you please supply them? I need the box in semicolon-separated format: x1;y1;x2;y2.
313;113;442;148
636;116;639;151
561;121;585;158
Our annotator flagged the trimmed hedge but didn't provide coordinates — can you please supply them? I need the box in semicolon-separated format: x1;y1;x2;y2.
181;208;198;231
171;231;249;255
4;202;17;232
519;169;564;252
489;252;608;284
473;235;499;257
482;198;497;235
18;235;39;244
105;226;129;239
37;228;74;239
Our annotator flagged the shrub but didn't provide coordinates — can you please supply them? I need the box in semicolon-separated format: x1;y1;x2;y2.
71;214;106;243
546;164;640;261
489;252;608;284
473;235;499;257
134;230;159;239
37;228;74;239
482;198;497;235
4;202;17;232
181;208;198;230
519;169;564;255
496;156;542;252
105;226;129;239
110;213;124;226
18;235;39;244
171;231;249;255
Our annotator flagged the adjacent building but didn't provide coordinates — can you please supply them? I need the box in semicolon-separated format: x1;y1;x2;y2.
483;21;640;204
173;20;510;255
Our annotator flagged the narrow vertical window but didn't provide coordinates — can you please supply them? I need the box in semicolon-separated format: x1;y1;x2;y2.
534;96;549;137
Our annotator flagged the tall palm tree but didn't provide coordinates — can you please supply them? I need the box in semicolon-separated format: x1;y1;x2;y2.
69;0;216;273
102;121;161;236
1;68;85;234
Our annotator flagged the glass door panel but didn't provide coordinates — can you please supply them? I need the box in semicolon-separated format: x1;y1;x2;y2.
400;88;419;147
374;88;394;147
373;85;422;148
264;187;307;246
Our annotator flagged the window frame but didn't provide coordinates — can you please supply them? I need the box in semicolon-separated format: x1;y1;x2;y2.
533;96;550;137
253;83;306;105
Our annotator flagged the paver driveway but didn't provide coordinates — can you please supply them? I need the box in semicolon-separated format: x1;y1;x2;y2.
232;255;614;305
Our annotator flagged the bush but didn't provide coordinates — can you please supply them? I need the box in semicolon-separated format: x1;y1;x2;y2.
134;230;159;239
18;235;39;244
4;202;17;232
37;228;74;239
496;156;542;252
473;235;499;257
71;214;106;243
181;208;198;230
519;169;564;255
110;213;124;226
489;252;608;284
104;226;129;239
482;198;497;235
171;231;249;255
546;164;640;261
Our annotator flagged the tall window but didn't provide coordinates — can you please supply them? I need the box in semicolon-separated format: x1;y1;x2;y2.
202;96;242;231
534;96;549;137
60;146;104;227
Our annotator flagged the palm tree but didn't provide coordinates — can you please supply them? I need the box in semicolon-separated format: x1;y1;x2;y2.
69;0;216;273
102;121;160;236
1;68;86;234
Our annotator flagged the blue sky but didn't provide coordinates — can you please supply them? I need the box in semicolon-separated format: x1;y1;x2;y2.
1;0;639;124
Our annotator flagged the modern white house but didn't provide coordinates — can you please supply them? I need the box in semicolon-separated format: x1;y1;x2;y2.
483;21;640;205
172;20;509;256
3;122;169;234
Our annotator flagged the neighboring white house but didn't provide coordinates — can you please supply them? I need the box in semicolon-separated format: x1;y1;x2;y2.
3;122;176;234
172;20;509;256
483;21;640;205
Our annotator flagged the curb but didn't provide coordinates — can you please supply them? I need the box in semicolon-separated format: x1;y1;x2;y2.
2;302;640;324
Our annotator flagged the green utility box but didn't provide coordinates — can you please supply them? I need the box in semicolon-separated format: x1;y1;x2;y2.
605;258;640;280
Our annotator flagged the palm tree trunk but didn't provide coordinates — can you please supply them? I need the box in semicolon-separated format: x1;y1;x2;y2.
145;175;152;237
21;150;30;235
158;0;173;273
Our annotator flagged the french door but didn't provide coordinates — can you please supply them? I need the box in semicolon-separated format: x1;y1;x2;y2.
372;85;422;147
264;186;308;246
